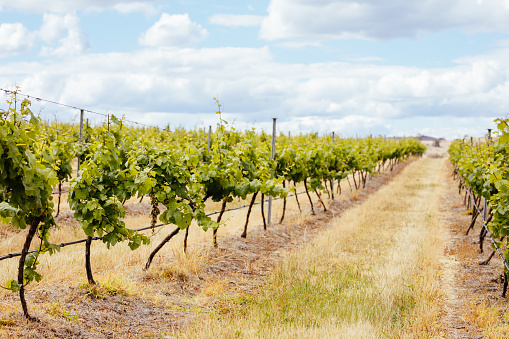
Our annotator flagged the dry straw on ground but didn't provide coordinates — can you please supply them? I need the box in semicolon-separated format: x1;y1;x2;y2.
1;155;451;338
182;156;447;338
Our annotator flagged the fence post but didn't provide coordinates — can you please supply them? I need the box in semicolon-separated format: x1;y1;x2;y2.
483;197;488;221
484;129;492;221
267;118;276;226
77;109;84;177
207;125;212;152
330;132;335;196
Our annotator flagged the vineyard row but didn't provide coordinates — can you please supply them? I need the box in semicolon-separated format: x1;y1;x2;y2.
0;96;426;320
449;119;509;296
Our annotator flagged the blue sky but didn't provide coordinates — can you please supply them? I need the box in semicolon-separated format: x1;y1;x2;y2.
1;0;509;138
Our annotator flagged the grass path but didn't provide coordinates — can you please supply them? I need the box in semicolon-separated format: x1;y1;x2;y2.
183;156;447;338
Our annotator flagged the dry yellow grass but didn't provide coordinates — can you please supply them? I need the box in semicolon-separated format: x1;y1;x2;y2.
0;161;403;338
465;299;509;339
0;157;426;337
0;174;348;303
181;157;446;338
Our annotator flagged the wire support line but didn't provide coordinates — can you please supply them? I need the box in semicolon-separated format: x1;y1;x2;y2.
0;160;403;261
1;163;400;262
52;190;70;195
0;221;176;261
0;191;311;261
1;88;108;117
205;191;307;217
120;118;160;129
1;88;160;130
463;183;509;274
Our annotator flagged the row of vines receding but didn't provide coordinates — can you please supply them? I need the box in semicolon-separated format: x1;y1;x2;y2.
449;119;509;297
0;95;426;320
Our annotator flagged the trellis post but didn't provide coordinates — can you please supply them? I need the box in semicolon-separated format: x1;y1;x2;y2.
267;118;276;226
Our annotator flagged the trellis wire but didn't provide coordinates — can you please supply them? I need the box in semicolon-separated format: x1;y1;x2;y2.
0;191;308;261
464;184;509;273
1;88;159;129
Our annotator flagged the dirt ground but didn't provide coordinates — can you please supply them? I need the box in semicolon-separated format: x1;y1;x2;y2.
0;159;412;338
439;160;509;339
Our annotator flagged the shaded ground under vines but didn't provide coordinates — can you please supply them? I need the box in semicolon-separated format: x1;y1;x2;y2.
0;160;411;338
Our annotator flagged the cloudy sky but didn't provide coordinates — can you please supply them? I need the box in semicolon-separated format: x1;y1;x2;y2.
1;0;508;138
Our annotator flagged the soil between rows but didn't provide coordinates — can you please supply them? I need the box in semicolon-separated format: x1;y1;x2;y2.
0;161;411;338
439;160;508;339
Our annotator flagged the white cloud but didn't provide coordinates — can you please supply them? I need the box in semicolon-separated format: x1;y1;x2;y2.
260;0;509;41
38;13;89;57
0;0;160;13
0;23;34;57
209;14;265;27
39;13;70;44
139;13;209;47
275;41;323;49
1;43;508;138
113;2;158;16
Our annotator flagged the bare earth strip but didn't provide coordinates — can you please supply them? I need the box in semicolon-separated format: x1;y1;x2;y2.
439;159;509;339
183;154;449;337
0;160;410;337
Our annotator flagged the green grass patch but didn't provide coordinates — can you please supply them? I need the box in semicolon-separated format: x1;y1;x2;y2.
0;319;16;327
80;275;138;299
47;299;79;322
216;258;416;336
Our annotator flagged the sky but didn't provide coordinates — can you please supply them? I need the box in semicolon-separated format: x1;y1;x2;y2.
1;0;509;138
